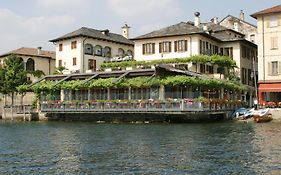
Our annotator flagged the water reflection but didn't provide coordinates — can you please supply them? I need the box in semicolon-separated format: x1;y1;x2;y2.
0;122;280;174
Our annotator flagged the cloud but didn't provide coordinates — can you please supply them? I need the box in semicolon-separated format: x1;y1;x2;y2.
107;0;182;36
107;0;181;21
0;9;75;53
37;0;91;12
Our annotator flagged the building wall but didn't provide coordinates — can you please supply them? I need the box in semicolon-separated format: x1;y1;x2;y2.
134;34;220;61
0;55;55;82
55;37;134;73
220;16;257;43
256;13;281;82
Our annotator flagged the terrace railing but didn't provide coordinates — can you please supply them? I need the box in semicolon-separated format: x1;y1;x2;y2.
40;100;238;113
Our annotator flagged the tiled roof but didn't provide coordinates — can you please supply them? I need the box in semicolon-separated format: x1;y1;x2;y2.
219;15;257;28
50;27;134;45
0;47;55;60
251;4;281;18
133;22;200;40
133;21;244;42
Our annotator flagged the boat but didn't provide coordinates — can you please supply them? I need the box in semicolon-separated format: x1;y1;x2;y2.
232;108;254;120
252;108;273;123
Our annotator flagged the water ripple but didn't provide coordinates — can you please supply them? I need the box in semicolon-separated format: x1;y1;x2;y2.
0;121;280;174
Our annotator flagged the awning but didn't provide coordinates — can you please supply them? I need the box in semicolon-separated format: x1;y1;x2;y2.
259;83;281;92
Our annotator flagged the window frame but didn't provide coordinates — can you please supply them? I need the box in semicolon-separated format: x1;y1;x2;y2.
71;41;77;49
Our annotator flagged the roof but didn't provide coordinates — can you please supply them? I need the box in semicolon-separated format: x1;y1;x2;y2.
50;27;134;46
133;22;200;40
133;21;245;42
219;15;257;28
251;4;281;18
0;47;55;60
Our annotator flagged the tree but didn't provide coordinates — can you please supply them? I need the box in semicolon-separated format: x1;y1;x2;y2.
28;70;45;79
54;66;67;75
2;54;28;106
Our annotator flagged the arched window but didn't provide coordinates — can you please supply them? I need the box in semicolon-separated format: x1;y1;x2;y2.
118;48;125;57
94;45;103;56
126;50;133;56
84;44;93;55
19;57;24;69
26;58;35;71
103;46;111;57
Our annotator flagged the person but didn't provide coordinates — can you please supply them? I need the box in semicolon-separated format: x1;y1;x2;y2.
254;99;258;110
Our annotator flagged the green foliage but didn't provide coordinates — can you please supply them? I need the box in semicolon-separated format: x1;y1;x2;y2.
61;80;89;90
161;75;245;91
127;76;160;88
100;55;237;70
16;84;31;94
2;54;28;94
31;81;59;94
88;78;115;89
53;66;67;75
29;70;45;78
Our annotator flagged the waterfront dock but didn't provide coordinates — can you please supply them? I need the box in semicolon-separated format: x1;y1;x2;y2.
39;101;235;123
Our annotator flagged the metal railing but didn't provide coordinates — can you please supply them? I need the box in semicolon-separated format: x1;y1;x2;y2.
41;100;237;113
3;105;35;114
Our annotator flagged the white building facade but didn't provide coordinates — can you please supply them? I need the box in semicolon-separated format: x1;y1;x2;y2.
133;13;258;106
50;26;134;73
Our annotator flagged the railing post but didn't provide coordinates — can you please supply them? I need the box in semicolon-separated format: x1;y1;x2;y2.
23;105;26;121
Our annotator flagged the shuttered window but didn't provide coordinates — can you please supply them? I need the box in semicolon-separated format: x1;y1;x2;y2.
59;44;63;51
268;61;281;76
142;43;155;54
73;57;77;66
174;40;188;52
270;37;278;49
159;41;171;53
58;60;62;67
71;41;77;49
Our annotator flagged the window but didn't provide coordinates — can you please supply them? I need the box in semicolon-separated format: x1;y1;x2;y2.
175;40;187;52
88;59;96;71
58;60;62;67
224;47;233;58
159;41;171;53
241;68;247;84
85;44;93;55
248;69;252;85
126;49;133;56
118;48;125;57
271;61;278;75
250;34;255;43
59;44;63;51
103;46;111;57
270;37;278;49
269;16;278;27
73;57;77;66
94;45;102;56
142;43;155;54
206;65;214;74
71;41;77;49
26;58;35;71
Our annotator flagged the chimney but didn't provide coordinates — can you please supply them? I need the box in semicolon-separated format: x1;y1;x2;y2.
203;25;208;32
194;12;200;27
101;29;109;35
240;10;244;21
211;17;218;24
37;47;42;55
122;23;130;39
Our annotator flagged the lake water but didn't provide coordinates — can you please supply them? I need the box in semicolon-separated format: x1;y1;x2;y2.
0;121;280;174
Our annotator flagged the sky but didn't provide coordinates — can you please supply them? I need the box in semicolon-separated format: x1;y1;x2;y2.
0;0;280;54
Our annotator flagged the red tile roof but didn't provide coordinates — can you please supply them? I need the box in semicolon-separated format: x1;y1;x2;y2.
0;47;55;60
251;5;281;18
